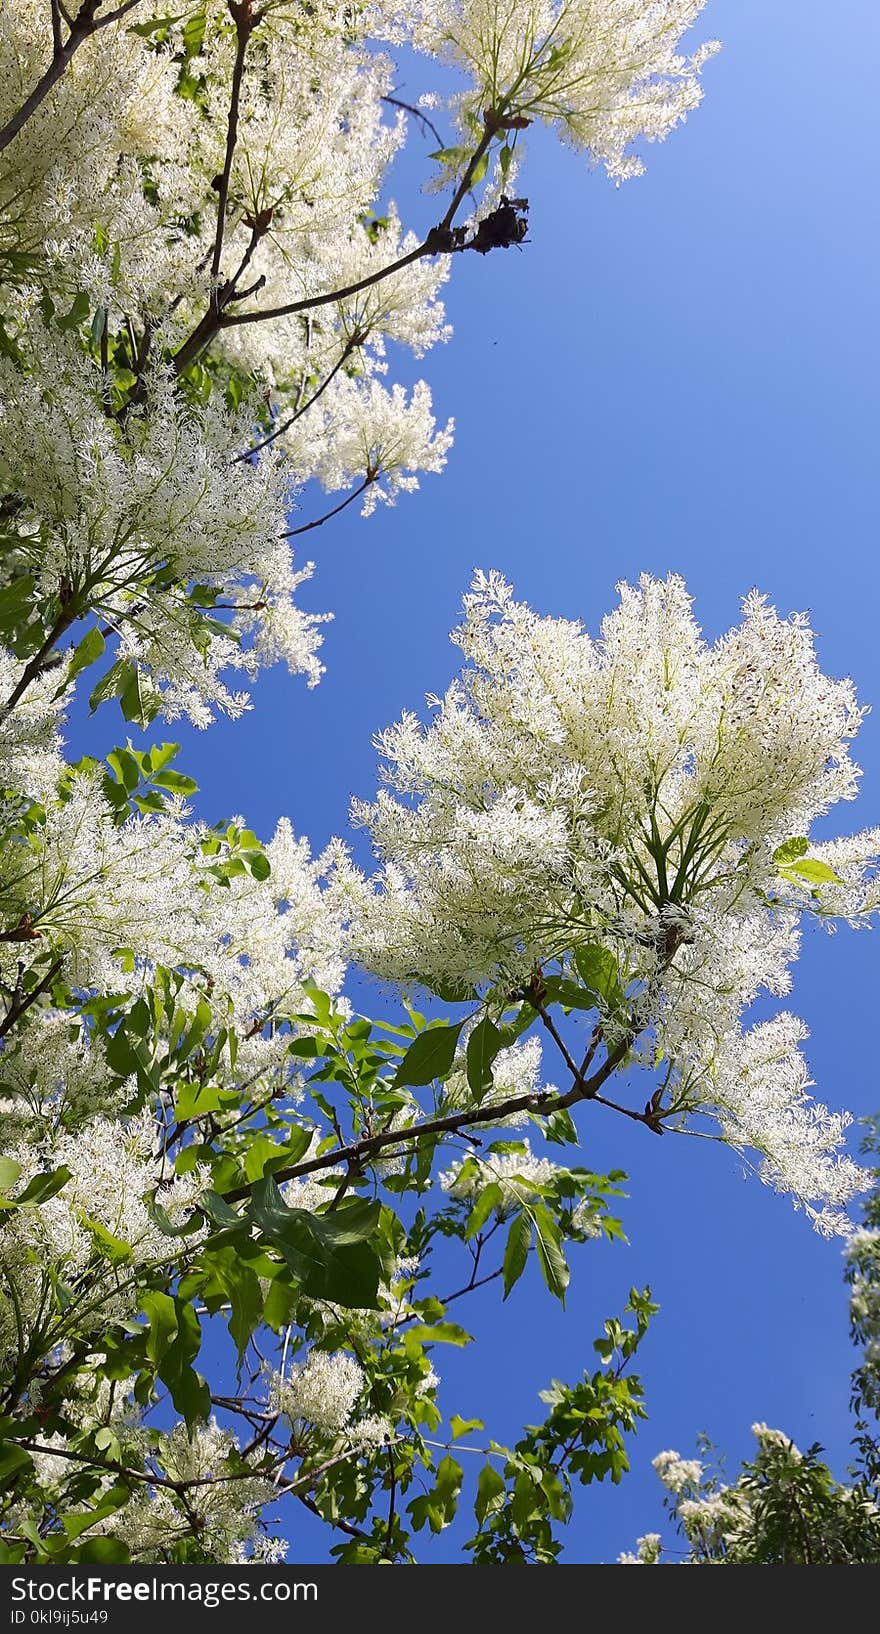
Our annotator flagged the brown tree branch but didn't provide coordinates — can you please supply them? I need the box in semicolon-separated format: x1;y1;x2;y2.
0;958;65;1040
222;1018;657;1205
209;0;259;291
0;601;79;721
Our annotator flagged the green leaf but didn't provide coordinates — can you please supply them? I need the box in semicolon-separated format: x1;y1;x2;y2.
84;1215;132;1264
407;1322;472;1347
573;944;623;1008
247;852;271;881
474;1462;505;1525
532;1205;569;1304
0;1441;32;1492
428;144;470;168
466;1015;503;1100
65;625;105;688
210;1251;265;1361
88;659;128;712
120;665;159;727
142;1293;209;1425
0;575;35;632
773;836;810;866
130;13;185;37
14;1166;71;1208
151;767;198;796
782;857;842;886
75;1536;131;1564
470;149;490;187
449;1414;484;1441
57;291;90;331
199;1190;245;1230
502;1212;531;1299
62;1487;129;1542
106;744;140;792
249;1179;385;1308
464;1182;503;1239
392;1022;464;1089
408;1455;463;1534
0;1158;21;1194
143;1290;178;1369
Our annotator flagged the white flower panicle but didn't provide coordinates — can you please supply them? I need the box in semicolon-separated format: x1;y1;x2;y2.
652;1449;704;1493
347;572;879;1231
377;0;718;183
274;1351;365;1432
618;1531;663;1565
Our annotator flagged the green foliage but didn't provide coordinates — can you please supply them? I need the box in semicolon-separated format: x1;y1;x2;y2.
466;1289;655;1562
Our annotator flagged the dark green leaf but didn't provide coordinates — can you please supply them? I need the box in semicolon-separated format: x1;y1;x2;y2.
249;1179;385;1308
502;1212;531;1299
392;1022;464;1089
466;1015;503;1100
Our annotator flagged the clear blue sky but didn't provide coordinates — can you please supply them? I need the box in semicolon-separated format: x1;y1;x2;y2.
70;0;880;1560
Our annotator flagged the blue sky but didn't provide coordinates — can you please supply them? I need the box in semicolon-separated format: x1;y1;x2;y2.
70;0;880;1560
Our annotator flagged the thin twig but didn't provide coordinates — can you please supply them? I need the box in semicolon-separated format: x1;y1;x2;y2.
381;94;444;148
0;957;65;1041
282;477;372;538
235;341;356;463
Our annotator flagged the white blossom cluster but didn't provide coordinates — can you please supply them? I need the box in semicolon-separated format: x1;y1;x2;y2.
618;1531;662;1565
104;1421;280;1564
271;1350;365;1432
0;1111;205;1367
623;1424;815;1564
0;744;350;1067
384;0;718;183
347;572;880;1231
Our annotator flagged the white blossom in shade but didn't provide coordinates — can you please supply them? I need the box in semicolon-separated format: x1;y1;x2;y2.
27;1432;72;1491
618;1531;663;1565
101;1420;277;1564
0;768;351;1063
7;1108;206;1277
348;1413;395;1451
652;1450;704;1494
276;1351;365;1432
347;571;879;1230
570;1197;603;1238
846;1227;880;1264
416;1365;440;1397
376;0;717;183
230;1536;290;1565
439;1138;562;1217
0;1010;126;1133
0;325;330;721
309;378;454;514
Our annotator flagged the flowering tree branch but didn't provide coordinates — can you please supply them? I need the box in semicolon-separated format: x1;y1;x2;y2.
0;0;143;154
